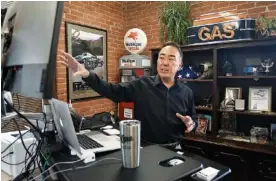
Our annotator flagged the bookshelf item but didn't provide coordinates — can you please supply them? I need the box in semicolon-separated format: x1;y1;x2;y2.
235;99;245;111
248;86;272;112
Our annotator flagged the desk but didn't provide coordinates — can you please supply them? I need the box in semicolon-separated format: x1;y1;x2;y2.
45;141;231;181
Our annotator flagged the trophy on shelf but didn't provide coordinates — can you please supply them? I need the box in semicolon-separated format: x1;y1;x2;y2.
222;60;233;76
261;58;274;73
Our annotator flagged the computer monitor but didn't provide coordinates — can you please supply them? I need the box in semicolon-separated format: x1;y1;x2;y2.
1;1;64;99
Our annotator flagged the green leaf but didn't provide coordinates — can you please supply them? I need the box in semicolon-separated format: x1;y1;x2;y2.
159;1;191;45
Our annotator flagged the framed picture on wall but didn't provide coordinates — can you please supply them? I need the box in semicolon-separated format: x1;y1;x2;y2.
65;22;107;100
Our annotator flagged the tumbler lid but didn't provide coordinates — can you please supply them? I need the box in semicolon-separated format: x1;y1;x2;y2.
120;120;140;127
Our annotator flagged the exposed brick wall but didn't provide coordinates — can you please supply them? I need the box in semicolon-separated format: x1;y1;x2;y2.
56;1;126;116
190;1;276;20
55;1;275;116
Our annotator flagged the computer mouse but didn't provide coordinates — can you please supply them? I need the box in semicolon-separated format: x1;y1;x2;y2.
101;125;113;129
168;159;184;166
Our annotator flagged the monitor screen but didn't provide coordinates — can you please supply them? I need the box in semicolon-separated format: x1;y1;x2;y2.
1;1;64;99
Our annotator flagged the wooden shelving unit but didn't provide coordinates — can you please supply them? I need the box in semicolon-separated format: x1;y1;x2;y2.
218;76;276;79
195;107;212;111
218;110;276;117
183;134;276;156
151;37;276;156
181;79;213;82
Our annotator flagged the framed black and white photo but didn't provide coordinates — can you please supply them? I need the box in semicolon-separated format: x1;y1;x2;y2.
65;22;107;100
224;87;242;106
249;87;272;112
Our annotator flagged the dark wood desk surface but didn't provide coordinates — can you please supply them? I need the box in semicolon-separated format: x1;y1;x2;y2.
46;141;231;181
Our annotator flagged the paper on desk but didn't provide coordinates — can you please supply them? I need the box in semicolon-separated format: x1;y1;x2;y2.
103;129;120;135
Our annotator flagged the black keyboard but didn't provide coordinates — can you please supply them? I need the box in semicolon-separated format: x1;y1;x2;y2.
77;134;104;150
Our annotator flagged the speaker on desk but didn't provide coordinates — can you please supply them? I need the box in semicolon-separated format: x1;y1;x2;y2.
235;99;245;111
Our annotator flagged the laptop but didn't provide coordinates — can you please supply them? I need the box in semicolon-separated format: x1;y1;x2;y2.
49;98;121;156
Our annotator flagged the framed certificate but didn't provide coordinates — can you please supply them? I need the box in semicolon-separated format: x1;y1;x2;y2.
248;87;272;112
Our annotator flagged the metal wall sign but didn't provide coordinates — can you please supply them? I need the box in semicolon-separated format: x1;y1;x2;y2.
187;18;256;45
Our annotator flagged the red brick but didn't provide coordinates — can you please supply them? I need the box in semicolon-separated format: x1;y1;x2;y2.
268;5;276;11
268;10;276;17
237;2;256;10
216;6;239;12
212;2;230;10
259;12;269;18
248;7;266;14
256;1;276;7
71;9;83;18
249;13;259;19
230;1;247;6
57;88;66;94
63;7;70;14
57;78;66;84
66;14;79;21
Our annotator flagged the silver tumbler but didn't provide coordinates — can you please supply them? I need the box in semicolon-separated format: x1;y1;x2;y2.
119;120;141;168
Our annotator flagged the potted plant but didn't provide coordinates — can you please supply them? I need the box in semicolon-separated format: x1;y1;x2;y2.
159;1;192;45
256;16;276;38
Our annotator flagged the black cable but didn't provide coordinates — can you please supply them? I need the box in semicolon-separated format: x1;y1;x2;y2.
1;118;14;130
25;115;47;179
26;140;42;178
13;119;32;157
1;143;35;166
1;159;27;166
5;100;49;180
1;130;30;154
1;151;13;159
4;97;42;135
36;154;43;175
25;142;38;174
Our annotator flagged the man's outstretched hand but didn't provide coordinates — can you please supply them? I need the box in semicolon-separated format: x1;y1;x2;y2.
59;51;89;78
176;113;195;133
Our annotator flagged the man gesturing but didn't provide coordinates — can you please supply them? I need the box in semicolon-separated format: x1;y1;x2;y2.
60;42;197;145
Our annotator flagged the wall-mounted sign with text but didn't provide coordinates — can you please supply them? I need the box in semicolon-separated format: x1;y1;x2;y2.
187;19;256;45
120;59;136;67
124;28;147;54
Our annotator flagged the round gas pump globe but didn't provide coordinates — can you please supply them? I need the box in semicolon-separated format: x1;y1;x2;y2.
124;28;147;54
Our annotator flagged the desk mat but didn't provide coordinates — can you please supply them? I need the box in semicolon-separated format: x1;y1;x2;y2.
65;145;203;181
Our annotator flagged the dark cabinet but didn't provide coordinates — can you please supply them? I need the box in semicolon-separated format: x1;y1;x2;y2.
255;159;276;181
181;139;276;181
213;151;248;181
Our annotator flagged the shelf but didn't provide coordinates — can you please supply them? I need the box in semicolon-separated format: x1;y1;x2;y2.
195;107;212;111
183;134;276;156
218;76;276;79
181;37;276;52
151;37;276;52
180;79;213;82
218;110;276;117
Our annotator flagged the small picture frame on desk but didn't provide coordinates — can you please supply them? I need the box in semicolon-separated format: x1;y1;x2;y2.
248;86;272;112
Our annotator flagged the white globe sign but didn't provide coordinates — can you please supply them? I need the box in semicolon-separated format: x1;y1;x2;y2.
124;28;147;54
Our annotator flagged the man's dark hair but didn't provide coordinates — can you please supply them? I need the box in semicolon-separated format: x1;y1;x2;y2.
161;41;183;61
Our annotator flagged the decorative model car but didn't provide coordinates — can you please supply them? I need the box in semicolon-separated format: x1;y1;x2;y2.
75;52;103;70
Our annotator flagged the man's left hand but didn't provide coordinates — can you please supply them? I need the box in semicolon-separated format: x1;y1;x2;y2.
176;113;195;133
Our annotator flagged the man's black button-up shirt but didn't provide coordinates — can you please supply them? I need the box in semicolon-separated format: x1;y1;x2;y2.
83;72;197;144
